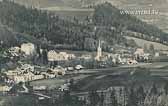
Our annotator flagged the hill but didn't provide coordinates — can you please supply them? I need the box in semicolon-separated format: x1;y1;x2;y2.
92;3;168;43
0;1;168;51
0;25;17;47
13;0;168;33
125;36;168;51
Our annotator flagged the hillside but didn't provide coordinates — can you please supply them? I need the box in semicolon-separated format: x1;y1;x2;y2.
13;0;168;33
125;36;168;51
92;3;168;43
0;1;168;51
0;1;125;51
0;25;17;47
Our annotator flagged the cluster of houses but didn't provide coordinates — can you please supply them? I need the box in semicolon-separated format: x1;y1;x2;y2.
4;64;44;84
1;63;66;86
93;41;153;65
1;42;164;86
8;43;36;58
47;50;76;62
7;42;157;68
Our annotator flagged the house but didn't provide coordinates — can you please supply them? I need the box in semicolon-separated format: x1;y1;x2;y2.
134;48;151;62
21;43;36;56
5;70;21;76
47;50;76;62
59;84;69;91
52;66;66;75
80;54;92;60
19;64;35;73
5;69;44;83
155;52;160;57
10;73;44;83
13;75;26;83
134;48;144;56
33;75;44;80
33;86;47;91
0;85;12;92
66;67;74;71
8;47;21;57
75;65;84;70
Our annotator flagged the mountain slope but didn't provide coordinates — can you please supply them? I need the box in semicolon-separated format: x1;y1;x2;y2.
13;0;168;32
0;1;167;51
0;25;17;47
92;3;168;43
125;36;168;50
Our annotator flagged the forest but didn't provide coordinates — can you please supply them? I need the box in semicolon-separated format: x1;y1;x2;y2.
0;0;168;51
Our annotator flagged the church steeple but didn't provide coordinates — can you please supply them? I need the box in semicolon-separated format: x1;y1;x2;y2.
95;40;102;61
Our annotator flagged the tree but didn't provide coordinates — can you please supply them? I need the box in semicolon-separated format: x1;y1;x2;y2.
149;44;155;55
123;87;129;106
150;84;158;96
88;90;100;106
145;84;158;106
100;91;105;106
110;89;118;106
41;49;48;64
62;90;72;106
143;43;148;52
136;86;146;105
36;45;41;59
69;78;75;91
164;82;168;95
128;88;138;106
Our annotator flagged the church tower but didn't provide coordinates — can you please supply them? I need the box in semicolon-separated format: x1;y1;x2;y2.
95;40;102;61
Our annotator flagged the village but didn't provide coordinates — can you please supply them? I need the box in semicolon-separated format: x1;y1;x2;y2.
0;39;168;93
1;0;168;105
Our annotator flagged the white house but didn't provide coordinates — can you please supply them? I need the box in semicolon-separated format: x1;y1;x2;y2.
52;66;66;75
47;50;76;62
8;47;20;57
19;64;35;73
21;43;36;56
80;54;92;60
155;52;160;57
134;48;144;56
0;85;12;92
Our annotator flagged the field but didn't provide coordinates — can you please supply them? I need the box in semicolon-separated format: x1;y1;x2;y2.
0;95;36;106
30;75;89;90
125;36;168;50
121;62;168;69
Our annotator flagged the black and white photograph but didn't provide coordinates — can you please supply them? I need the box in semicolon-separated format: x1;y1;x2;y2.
1;0;168;106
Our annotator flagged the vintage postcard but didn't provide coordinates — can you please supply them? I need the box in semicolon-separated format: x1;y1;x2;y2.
0;0;168;106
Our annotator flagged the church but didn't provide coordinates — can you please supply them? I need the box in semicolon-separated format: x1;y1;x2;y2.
95;40;103;61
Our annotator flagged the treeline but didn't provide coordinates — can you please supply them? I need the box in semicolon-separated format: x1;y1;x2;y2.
93;3;168;43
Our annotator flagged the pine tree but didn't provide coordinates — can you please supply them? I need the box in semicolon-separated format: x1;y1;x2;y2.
128;88;138;106
164;82;168;95
150;84;158;96
88;90;100;106
110;89;118;106
100;91;105;106
136;86;146;106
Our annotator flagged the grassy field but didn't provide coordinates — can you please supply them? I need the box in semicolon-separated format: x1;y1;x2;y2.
30;75;89;90
74;73;168;92
121;62;168;69
0;95;36;106
125;36;168;50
